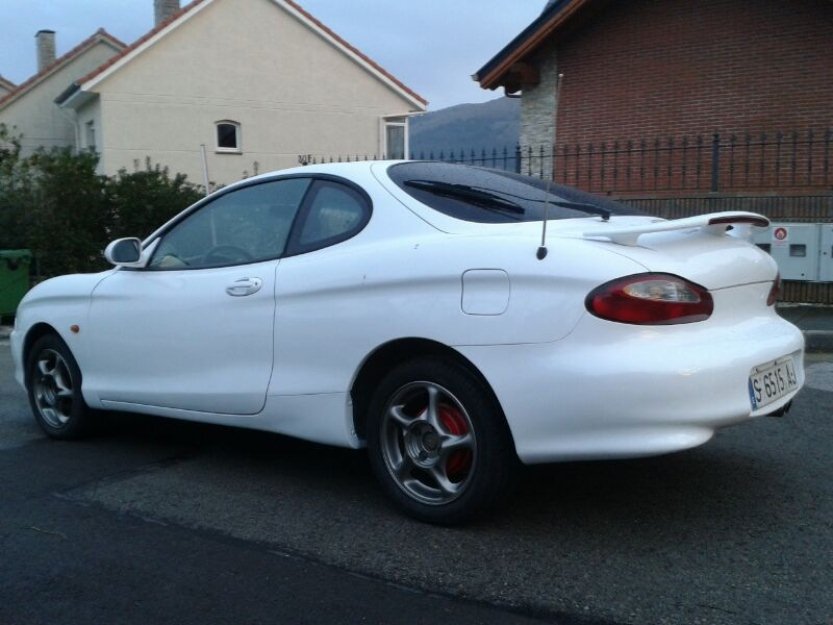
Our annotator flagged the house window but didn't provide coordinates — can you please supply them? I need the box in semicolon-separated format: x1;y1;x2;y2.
85;120;96;152
216;121;241;152
384;117;407;159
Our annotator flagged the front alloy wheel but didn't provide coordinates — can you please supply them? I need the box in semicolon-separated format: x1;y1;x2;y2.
27;334;95;439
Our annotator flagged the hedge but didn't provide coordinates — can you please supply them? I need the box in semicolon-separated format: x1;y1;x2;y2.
0;123;203;277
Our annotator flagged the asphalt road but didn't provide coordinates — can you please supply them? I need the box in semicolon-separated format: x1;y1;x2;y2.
1;342;831;625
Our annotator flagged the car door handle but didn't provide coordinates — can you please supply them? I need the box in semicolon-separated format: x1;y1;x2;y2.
226;277;263;297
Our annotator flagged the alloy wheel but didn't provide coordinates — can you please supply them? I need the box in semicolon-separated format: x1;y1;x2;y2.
380;381;477;505
32;348;76;429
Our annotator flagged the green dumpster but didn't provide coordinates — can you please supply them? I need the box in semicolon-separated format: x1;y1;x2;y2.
0;250;32;316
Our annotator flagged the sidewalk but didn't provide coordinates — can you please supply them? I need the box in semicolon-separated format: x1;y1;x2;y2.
2;306;832;351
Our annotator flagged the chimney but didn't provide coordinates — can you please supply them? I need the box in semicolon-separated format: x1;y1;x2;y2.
36;30;56;72
154;0;181;26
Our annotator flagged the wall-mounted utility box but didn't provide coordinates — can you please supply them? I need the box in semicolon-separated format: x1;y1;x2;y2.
750;223;831;282
820;224;833;282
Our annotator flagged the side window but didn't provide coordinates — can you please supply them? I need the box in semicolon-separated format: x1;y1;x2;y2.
295;181;370;251
149;178;310;270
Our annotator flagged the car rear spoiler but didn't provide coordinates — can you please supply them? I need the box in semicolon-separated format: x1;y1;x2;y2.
583;211;770;247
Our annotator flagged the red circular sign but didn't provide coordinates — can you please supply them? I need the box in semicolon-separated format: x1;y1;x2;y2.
773;227;788;241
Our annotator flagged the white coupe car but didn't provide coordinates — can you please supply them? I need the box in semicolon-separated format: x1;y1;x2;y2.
11;161;804;524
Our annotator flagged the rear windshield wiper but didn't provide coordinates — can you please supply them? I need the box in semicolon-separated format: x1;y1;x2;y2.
403;180;526;217
464;185;612;221
404;179;612;222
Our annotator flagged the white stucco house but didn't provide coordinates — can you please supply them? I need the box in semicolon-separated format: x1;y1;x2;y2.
1;0;426;187
60;0;426;186
0;30;126;155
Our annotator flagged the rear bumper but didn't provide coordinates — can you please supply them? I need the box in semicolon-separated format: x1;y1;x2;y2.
458;304;805;464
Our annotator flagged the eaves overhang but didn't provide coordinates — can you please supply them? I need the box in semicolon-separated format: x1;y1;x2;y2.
473;0;590;92
55;83;97;109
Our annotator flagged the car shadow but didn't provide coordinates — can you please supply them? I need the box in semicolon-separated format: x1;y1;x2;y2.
94;410;785;534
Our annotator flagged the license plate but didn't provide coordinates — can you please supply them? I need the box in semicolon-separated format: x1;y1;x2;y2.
748;356;798;411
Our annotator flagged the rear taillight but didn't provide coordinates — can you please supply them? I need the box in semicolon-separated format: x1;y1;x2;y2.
586;273;713;325
767;273;781;306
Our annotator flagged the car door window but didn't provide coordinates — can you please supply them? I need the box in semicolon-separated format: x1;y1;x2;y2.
295;181;370;252
149;178;310;269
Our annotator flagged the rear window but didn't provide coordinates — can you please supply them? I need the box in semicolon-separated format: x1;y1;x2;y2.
388;162;643;223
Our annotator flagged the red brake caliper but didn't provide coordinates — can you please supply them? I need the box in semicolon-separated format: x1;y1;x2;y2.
438;404;472;481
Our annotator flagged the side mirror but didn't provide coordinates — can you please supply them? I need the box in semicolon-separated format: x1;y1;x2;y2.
104;237;144;267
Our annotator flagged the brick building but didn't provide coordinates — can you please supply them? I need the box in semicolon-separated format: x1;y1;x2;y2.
474;0;833;194
474;0;833;303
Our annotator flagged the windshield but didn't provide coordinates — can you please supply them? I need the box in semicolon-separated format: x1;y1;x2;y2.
388;162;644;224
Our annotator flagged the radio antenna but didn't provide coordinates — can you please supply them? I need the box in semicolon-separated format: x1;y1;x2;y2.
536;177;553;260
538;72;564;260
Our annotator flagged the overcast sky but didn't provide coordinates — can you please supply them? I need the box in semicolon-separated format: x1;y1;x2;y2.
0;0;545;110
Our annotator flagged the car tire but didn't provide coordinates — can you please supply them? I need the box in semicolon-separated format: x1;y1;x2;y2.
366;357;518;525
26;333;96;439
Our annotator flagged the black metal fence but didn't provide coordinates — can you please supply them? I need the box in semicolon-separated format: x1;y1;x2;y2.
549;130;833;194
299;146;521;173
301;128;833;195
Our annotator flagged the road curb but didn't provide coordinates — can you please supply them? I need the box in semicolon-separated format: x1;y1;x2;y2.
805;331;833;353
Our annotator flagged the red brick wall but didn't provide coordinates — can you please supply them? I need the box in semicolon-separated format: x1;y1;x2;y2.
554;0;833;186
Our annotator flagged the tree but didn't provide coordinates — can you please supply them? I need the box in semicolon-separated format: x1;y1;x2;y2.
24;149;110;275
0;123;32;250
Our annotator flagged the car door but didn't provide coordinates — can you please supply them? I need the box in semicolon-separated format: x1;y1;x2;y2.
86;177;311;415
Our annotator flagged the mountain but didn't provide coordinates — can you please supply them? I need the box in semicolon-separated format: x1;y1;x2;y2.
409;97;520;157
